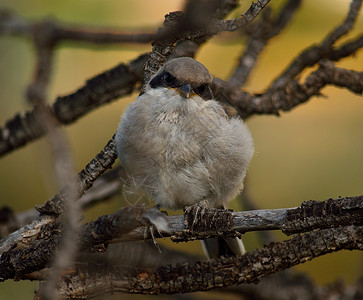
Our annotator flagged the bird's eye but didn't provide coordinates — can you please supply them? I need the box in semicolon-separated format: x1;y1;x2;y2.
195;84;207;96
162;72;174;85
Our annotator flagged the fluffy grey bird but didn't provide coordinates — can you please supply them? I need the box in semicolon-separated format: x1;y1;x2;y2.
116;57;254;259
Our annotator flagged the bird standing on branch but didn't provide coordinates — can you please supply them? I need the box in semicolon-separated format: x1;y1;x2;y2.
116;57;254;259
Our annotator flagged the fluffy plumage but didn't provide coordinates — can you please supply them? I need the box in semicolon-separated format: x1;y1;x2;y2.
116;57;254;257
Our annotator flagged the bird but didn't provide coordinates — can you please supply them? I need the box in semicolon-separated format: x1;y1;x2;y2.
116;57;254;259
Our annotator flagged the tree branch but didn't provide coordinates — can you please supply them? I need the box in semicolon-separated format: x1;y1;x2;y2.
54;225;362;297
270;0;362;89
1;195;361;282
228;0;302;87
212;61;363;118
0;1;239;158
0;206;168;281
142;0;271;90
0;136;117;256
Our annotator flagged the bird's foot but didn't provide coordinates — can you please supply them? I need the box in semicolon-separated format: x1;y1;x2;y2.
183;200;210;231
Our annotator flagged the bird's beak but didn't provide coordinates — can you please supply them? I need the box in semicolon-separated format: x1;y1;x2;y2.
178;83;192;98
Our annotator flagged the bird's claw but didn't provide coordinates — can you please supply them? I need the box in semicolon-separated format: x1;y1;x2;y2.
184;200;209;231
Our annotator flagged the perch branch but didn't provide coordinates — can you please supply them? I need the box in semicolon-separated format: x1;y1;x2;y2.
1;195;361;281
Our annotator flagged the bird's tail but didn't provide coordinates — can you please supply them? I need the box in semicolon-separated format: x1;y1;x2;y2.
201;236;245;260
201;204;245;260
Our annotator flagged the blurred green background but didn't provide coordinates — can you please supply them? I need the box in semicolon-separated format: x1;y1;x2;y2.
1;0;362;298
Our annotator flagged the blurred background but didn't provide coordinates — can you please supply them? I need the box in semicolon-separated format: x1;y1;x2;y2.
0;0;362;298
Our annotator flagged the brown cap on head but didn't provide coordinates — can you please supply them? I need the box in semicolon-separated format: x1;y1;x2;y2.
163;57;213;86
148;57;214;99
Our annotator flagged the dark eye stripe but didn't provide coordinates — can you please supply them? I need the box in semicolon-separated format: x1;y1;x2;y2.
149;71;176;88
149;71;213;100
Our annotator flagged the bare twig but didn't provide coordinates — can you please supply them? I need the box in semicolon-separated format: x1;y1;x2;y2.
228;0;302;87
215;0;271;32
270;0;363;89
328;34;363;60
142;0;271;91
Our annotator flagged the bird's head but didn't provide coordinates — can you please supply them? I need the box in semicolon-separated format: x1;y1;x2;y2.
148;57;214;100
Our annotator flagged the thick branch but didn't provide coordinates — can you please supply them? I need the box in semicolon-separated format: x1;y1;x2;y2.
1;195;361;281
213;61;363;118
0;206;167;281
56;225;362;297
224;271;363;300
0;55;145;157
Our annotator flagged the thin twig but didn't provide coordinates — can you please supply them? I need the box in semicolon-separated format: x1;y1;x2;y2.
142;0;271;91
228;0;302;87
270;0;363;89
